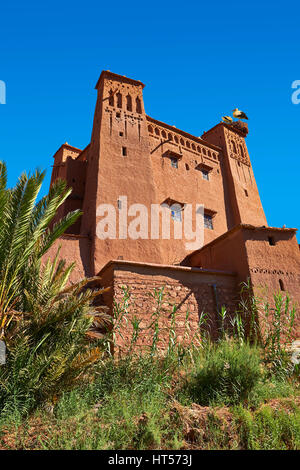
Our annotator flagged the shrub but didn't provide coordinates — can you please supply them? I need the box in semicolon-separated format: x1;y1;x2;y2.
185;339;262;406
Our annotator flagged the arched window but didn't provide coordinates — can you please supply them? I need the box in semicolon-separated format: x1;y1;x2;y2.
186;141;190;149
136;96;142;114
148;125;153;133
126;94;132;111
180;138;184;146
116;92;122;108
168;133;173;141
155;128;160;136
108;89;114;106
162;130;166;139
231;140;237;153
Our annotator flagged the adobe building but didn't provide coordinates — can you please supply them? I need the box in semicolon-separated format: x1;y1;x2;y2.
47;71;300;345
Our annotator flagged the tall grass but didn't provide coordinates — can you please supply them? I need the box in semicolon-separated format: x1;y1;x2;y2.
238;281;297;378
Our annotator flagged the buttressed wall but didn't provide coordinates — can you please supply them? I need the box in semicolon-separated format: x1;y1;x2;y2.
47;70;300;332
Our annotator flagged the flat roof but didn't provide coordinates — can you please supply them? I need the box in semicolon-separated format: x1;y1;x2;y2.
97;258;236;277
184;223;298;261
95;70;145;90
52;143;83;160
202;121;248;139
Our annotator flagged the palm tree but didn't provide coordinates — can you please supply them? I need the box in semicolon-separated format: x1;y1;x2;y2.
0;161;81;340
0;162;112;413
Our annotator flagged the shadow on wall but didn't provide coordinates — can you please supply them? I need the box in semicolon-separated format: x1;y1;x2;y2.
97;262;240;349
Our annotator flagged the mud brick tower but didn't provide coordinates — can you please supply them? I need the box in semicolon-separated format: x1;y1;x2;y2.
47;71;300;344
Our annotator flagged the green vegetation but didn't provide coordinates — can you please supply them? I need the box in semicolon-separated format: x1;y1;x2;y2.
0;343;299;450
182;340;262;406
0;163;299;450
0;163;108;417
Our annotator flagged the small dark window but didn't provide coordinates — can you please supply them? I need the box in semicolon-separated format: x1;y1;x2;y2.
204;213;213;230
119;131;123;136
136;96;142;114
116;112;121;118
126;94;132;111
117;199;122;210
279;279;285;291
170;157;178;168
116;92;122;108
108;89;114;106
202;169;209;180
185;163;190;170
244;189;248;197
122;147;127;157
268;236;276;246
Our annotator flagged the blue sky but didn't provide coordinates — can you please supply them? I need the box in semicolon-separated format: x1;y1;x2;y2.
0;1;299;238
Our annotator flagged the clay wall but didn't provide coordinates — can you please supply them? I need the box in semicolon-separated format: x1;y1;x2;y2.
98;260;238;353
